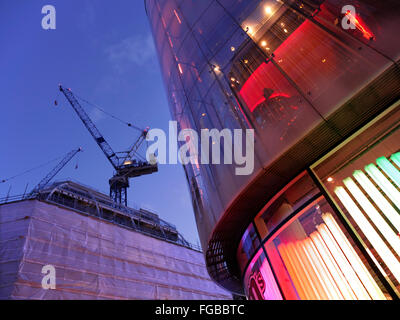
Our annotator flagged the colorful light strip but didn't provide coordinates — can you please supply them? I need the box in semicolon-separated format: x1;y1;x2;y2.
277;243;309;299
376;156;400;188
353;170;400;233
345;11;375;40
260;259;283;300
317;224;370;299
295;241;326;299
322;213;386;300
343;177;400;255
365;163;400;210
302;238;342;299
334;186;400;282
310;231;356;299
390;152;400;168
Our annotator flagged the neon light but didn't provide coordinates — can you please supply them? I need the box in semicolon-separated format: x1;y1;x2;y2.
310;231;355;299
287;242;317;299
277;243;309;299
365;163;400;210
305;238;343;300
353;170;400;233
317;224;370;299
294;241;325;299
390;152;400;168
377;156;400;188
300;239;339;299
322;213;386;300
345;11;375;40
334;186;400;282
260;259;283;300
343;177;400;256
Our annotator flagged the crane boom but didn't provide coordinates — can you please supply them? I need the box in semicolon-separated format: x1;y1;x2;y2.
31;147;82;193
58;84;158;206
59;85;119;170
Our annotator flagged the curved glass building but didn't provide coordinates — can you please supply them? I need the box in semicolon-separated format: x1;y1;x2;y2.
146;0;400;299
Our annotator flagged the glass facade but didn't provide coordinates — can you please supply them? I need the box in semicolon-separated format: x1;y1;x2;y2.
239;102;400;300
146;0;400;297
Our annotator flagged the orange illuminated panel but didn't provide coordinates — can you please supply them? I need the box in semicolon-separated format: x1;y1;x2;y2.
263;198;387;300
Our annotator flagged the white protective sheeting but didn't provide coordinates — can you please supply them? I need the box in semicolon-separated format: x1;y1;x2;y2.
0;200;231;300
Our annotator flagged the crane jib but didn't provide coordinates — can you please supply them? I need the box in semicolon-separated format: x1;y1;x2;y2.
58;84;158;206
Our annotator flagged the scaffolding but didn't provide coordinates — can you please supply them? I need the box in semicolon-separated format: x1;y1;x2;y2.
0;181;230;300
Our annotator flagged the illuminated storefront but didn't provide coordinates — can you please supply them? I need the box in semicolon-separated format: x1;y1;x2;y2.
146;0;400;299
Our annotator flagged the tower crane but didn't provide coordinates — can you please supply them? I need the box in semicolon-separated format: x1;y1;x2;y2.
30;147;82;195
58;85;158;206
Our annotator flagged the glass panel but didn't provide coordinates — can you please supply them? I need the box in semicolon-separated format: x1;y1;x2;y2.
243;249;283;300
271;6;389;116
313;102;400;293
254;172;319;240
264;197;389;300
237;224;260;273
316;0;400;61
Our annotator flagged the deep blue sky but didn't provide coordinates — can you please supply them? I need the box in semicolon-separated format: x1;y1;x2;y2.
0;0;200;245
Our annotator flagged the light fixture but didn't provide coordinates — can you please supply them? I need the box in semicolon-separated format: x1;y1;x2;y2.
265;6;272;15
322;213;385;300
310;231;355;300
231;46;235;52
353;170;400;232
365;163;400;210
261;40;267;47
343;177;400;255
335;186;400;282
327;177;334;182
377;156;400;188
317;223;370;299
390;152;400;168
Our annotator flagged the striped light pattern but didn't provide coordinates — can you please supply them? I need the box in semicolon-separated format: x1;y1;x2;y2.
377;156;400;188
391;152;400;168
333;151;400;285
276;213;385;300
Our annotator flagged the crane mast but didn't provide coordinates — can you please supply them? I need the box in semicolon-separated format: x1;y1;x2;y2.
59;85;157;206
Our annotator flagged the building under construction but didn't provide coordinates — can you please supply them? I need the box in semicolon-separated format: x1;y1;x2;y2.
0;181;230;299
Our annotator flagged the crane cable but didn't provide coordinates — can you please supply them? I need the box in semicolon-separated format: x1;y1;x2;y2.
72;93;144;133
1;155;64;183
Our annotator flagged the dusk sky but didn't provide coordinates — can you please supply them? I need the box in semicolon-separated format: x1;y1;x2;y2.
0;1;200;245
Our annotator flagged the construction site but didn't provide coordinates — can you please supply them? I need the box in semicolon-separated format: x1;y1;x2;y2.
0;84;230;300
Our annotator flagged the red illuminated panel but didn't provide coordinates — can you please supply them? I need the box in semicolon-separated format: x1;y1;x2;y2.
238;22;314;112
239;62;293;112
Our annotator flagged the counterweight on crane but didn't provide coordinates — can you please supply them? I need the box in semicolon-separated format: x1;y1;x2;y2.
58;85;157;206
